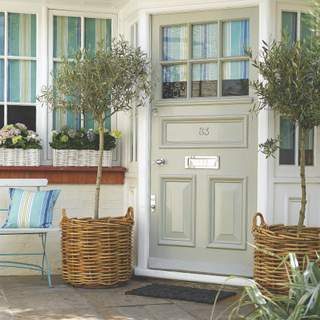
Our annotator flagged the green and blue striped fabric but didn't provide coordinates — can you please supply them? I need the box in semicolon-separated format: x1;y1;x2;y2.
163;64;187;83
223;20;250;57
7;13;36;103
2;188;61;229
163;26;187;61
0;12;4;55
192;23;218;59
192;62;217;81
222;60;248;80
85;18;112;53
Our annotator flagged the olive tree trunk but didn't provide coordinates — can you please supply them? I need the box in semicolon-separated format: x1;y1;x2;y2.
297;125;307;233
94;118;104;220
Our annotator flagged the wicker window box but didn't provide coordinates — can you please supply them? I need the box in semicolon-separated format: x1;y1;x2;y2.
0;149;40;167
52;149;112;167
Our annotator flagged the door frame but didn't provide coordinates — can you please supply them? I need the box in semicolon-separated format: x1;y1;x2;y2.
132;0;273;286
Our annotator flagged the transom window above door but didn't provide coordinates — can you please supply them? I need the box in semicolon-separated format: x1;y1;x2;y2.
161;19;250;99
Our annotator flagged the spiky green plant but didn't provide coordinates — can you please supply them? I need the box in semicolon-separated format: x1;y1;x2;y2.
211;251;320;320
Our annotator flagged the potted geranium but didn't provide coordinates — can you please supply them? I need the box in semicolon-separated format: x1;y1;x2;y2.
50;125;121;167
0;123;42;166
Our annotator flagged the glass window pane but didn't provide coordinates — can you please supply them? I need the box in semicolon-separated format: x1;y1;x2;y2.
192;62;217;97
299;127;314;166
223;20;249;57
222;61;249;96
8;13;36;57
279;117;295;165
7;105;36;131
0;13;4;56
0;59;3;102
53;16;81;58
162;64;187;98
163;26;187;61
7;60;36;103
192;23;218;59
85;18;112;52
282;12;297;45
0;105;3;128
301;13;313;43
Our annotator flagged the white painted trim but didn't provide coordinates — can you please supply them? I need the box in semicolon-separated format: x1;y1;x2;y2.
133;267;254;287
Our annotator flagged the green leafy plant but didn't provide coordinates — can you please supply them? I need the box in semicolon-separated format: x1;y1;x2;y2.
50;125;119;151
211;251;320;320
246;31;320;233
37;38;156;219
0;123;42;150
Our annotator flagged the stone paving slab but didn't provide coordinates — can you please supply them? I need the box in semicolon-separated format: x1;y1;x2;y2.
0;275;252;320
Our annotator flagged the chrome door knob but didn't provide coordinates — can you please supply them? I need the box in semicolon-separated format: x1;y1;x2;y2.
153;158;165;165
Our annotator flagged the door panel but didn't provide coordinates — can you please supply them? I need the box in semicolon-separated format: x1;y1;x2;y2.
150;8;259;277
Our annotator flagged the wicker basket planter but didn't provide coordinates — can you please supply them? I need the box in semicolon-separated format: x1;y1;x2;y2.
52;149;112;167
60;207;134;288
0;148;40;166
252;212;320;294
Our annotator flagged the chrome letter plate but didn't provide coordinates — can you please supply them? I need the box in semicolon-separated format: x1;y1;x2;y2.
185;156;220;169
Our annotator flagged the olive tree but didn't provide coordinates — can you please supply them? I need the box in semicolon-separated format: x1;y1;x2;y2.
247;34;320;233
38;39;156;219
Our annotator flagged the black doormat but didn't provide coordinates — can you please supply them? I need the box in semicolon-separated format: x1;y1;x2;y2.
125;283;236;304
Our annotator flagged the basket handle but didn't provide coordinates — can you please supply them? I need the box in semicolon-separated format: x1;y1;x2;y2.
252;212;266;230
59;208;67;227
125;206;134;223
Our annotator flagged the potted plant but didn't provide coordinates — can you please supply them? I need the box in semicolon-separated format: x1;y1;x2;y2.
0;123;42;166
37;38;156;287
247;29;320;293
50;125;121;167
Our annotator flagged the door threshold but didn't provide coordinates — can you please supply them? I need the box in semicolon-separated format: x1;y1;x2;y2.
133;266;253;288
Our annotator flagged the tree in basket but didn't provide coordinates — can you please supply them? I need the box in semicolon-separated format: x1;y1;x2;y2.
37;38;156;219
246;31;320;233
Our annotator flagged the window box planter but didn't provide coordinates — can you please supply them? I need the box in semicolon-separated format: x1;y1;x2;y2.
0;149;40;167
52;149;112;167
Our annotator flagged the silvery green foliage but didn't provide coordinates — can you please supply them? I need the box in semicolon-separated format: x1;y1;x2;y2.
211;251;320;320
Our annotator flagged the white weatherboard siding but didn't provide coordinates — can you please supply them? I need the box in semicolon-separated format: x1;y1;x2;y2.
0;184;124;275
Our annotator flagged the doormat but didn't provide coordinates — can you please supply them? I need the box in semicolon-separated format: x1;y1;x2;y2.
125;283;236;304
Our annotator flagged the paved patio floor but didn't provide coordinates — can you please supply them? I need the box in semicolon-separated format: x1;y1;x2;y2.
0;275;254;320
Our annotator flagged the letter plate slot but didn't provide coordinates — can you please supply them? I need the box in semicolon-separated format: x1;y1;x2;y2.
185;156;220;169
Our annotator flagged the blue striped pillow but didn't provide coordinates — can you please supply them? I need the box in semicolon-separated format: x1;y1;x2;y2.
2;188;61;228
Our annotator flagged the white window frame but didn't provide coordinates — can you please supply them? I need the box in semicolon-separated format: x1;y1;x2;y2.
47;9;120;165
274;3;318;178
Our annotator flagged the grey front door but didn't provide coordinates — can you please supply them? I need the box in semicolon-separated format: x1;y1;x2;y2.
150;7;259;277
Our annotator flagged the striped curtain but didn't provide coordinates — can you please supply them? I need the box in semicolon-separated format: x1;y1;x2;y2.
8;13;36;57
192;23;218;59
222;61;248;80
163;64;187;83
192;62;217;81
53;16;81;58
0;12;4;55
85;18;112;52
7;13;36;103
223;20;250;57
163;26;187;61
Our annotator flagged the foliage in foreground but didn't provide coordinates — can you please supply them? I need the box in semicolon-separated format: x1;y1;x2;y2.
37;38;156;219
211;252;320;320
246;31;320;233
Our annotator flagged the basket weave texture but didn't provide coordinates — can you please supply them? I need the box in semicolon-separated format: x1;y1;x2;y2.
0;148;40;166
252;212;320;294
60;207;134;288
52;149;112;167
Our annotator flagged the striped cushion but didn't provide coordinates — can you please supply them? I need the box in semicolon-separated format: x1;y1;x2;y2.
2;188;61;228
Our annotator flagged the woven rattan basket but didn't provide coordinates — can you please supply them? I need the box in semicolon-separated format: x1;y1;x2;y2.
60;207;134;288
252;212;320;294
52;149;112;167
0;148;40;166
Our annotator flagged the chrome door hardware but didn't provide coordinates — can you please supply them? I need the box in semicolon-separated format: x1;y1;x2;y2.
152;108;159;116
153;158;165;165
151;195;156;213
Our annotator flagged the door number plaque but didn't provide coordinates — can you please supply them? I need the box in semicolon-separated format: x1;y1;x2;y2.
185;156;220;169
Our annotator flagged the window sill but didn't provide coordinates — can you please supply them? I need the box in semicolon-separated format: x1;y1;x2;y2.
0;166;126;184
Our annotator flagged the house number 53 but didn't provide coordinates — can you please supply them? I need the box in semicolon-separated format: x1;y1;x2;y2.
199;127;209;136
